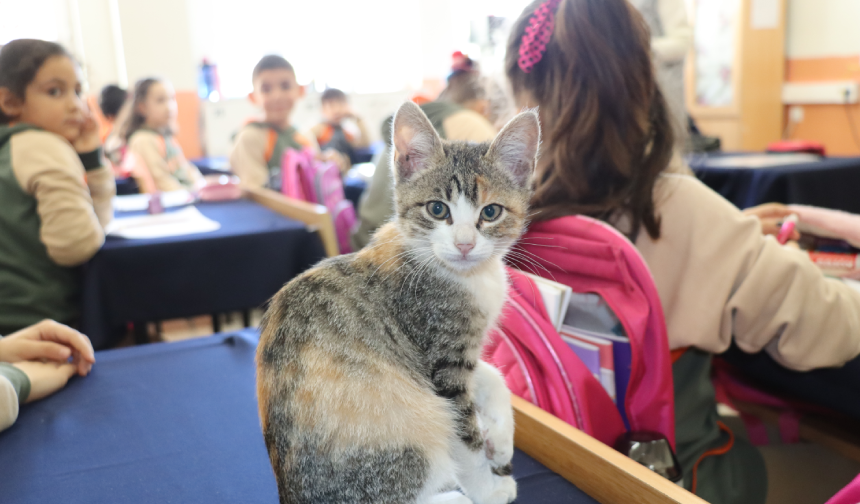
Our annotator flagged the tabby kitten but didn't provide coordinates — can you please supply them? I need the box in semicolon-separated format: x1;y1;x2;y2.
256;101;540;504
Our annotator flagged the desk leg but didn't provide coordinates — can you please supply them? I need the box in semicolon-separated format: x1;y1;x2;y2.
212;314;222;333
242;310;251;328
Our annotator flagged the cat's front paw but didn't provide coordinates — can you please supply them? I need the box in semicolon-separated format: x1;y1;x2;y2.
481;475;517;504
480;416;514;467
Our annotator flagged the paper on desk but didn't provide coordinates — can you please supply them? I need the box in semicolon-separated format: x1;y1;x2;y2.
106;206;220;239
112;190;196;212
702;153;821;169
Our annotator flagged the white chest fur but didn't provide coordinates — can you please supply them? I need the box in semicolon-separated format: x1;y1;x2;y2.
454;258;509;332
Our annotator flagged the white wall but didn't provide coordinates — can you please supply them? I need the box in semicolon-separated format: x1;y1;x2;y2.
786;0;860;58
116;0;196;90
75;0;120;93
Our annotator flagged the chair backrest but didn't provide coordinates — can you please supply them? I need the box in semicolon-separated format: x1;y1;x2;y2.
281;148;356;254
485;215;676;449
826;474;860;504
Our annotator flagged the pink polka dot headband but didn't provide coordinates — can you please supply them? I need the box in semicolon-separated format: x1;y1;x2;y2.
518;0;563;74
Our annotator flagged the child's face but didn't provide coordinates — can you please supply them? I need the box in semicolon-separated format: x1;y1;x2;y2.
321;99;349;124
138;81;177;131
6;55;86;143
250;69;304;127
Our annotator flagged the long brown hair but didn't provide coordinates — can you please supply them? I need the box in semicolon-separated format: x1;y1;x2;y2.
506;0;674;240
119;77;160;142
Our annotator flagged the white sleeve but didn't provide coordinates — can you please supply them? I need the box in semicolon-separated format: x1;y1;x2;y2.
0;375;19;433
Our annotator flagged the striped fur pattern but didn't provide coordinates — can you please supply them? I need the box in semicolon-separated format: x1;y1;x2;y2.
257;102;540;504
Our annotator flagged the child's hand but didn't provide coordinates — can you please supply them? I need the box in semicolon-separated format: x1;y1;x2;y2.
12;360;78;403
73;110;101;154
0;320;95;377
743;203;801;241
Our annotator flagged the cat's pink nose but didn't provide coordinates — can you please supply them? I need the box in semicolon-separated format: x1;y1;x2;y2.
456;243;475;257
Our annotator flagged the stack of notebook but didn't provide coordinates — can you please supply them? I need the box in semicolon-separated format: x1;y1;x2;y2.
520;272;631;413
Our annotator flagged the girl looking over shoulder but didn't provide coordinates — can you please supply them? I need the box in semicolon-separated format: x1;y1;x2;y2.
120;78;203;193
0;39;115;334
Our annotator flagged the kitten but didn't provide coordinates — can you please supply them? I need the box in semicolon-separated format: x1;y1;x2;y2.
256;101;540;504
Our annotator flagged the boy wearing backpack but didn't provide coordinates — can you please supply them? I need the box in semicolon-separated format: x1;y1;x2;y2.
230;55;333;190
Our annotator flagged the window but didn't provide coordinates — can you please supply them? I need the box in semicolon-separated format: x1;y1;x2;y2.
189;0;425;98
0;0;63;45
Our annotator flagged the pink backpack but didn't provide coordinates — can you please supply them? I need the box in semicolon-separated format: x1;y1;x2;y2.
827;475;860;504
281;148;357;254
485;215;676;451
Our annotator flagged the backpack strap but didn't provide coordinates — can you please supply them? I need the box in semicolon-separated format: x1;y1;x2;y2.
264;128;278;164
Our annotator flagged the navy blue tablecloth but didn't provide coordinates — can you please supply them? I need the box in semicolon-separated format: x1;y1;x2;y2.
690;154;860;212
0;330;596;504
115;176;139;195
190;156;231;176
80;199;325;350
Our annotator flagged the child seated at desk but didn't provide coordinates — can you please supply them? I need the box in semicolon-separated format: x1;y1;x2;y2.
502;1;860;502
0;320;95;432
310;88;370;166
230;55;315;190
120;77;203;193
229;55;347;190
98;84;126;143
0;39;114;335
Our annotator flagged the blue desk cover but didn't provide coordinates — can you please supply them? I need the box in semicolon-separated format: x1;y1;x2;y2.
80;199;325;349
0;331;597;504
190;156;231;176
690;154;860;213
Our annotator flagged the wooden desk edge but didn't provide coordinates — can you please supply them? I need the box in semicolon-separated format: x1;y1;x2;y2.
243;187;340;257
512;396;705;504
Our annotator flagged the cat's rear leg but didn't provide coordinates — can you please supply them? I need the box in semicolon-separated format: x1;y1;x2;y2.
416;450;470;504
452;439;517;504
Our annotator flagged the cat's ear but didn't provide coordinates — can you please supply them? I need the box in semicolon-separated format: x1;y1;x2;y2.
486;109;541;187
391;101;443;183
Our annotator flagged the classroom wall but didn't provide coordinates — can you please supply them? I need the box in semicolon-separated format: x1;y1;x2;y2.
783;0;860;155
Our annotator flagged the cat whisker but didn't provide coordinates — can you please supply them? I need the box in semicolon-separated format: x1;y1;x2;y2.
365;247;433;287
407;252;439;301
516;241;567;249
511;245;567;276
399;250;437;299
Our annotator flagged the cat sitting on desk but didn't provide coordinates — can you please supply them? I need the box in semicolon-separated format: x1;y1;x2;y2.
256;101;540;504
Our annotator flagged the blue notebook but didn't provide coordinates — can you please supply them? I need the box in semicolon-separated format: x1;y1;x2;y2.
561;336;601;381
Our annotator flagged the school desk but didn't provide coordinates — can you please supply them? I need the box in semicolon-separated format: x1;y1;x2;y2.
115;176;140;195
690;153;860;213
0;330;596;504
190;156;231;176
80;199;325;350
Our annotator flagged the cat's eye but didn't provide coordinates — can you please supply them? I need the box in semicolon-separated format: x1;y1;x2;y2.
426;201;450;220
481;204;503;222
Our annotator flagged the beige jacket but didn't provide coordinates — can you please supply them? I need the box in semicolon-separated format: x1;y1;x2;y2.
11;130;114;266
634;175;860;370
127;130;203;193
229;125;318;189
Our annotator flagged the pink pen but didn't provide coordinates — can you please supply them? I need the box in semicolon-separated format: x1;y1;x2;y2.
777;214;798;244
